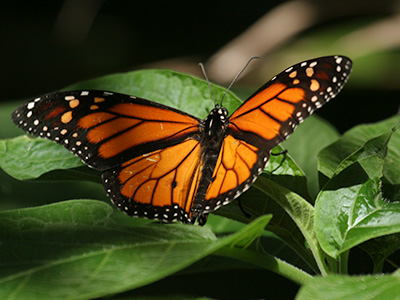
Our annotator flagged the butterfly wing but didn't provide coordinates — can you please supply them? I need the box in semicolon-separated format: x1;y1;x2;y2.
12;90;204;223
12;91;200;169
201;56;352;210
103;137;204;223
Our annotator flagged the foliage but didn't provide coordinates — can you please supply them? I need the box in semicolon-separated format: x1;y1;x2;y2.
0;69;399;299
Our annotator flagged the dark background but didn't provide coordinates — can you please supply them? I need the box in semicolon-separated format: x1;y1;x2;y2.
1;1;399;135
1;1;399;299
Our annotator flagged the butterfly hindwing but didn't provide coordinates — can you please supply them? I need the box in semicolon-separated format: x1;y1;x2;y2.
103;137;203;223
200;134;268;212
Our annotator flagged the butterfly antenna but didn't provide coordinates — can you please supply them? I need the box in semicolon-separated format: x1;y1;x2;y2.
199;62;217;106
221;56;259;106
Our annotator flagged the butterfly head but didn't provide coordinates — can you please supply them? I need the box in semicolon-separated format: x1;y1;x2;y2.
203;104;228;137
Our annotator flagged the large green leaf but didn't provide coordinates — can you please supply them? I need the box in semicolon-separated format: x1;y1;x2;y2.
296;272;400;300
0;200;272;300
315;130;400;258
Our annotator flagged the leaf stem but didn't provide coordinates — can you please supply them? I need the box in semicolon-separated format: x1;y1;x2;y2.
339;251;349;274
215;246;313;286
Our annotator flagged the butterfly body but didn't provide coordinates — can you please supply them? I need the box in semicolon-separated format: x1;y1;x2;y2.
12;55;352;225
192;105;229;222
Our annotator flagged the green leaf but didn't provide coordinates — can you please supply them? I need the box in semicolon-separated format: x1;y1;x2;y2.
249;176;328;275
0;135;83;180
0;101;26;139
0;200;272;300
360;234;400;273
318;115;400;185
315;130;400;258
296;273;400;300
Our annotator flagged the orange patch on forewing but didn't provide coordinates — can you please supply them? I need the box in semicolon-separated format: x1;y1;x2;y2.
261;99;296;122
230;87;304;141
98;121;198;158
45;106;67;120
94;97;105;103
69;99;80;109
293;79;300;85
87;117;142;143
278;87;305;103
230;83;286;119
289;71;297;78
78;112;116;129
310;79;320;91
61;111;73;124
90;105;99;110
306;67;314;77
109;103;198;124
231;108;281;140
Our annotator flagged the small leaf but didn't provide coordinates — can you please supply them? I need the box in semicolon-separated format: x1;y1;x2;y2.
296;273;400;300
315;130;400;258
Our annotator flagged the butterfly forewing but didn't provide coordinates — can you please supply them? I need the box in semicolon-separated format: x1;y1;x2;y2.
229;56;352;149
12;91;200;170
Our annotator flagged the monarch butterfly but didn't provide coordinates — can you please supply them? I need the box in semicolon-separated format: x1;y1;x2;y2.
12;55;352;225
